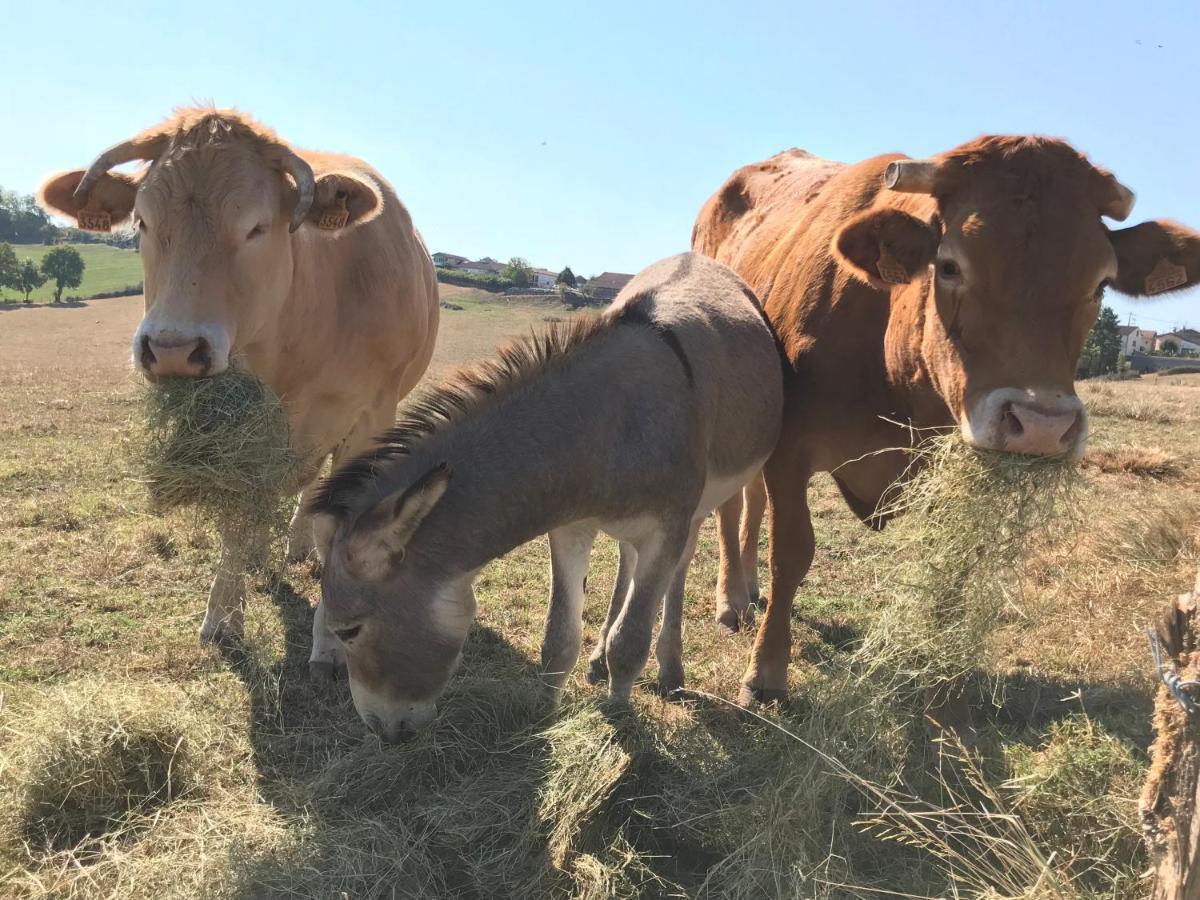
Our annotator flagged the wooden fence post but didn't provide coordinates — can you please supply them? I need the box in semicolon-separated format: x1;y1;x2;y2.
1141;569;1200;900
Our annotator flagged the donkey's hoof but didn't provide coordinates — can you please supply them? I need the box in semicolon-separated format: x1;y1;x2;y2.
584;656;609;685
656;667;686;700
737;683;787;707
309;659;346;683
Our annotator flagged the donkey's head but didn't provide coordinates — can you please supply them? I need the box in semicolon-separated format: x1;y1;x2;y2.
315;463;473;742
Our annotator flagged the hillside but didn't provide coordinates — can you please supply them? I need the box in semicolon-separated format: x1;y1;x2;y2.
5;244;143;303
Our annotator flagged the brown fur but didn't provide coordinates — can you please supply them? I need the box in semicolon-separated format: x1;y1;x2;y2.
693;136;1200;702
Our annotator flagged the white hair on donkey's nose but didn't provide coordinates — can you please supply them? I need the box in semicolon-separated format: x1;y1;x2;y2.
962;387;1088;459
348;676;438;743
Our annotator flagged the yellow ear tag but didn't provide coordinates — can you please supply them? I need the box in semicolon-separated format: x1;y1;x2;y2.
317;196;350;231
1144;258;1187;295
77;207;112;232
876;249;909;285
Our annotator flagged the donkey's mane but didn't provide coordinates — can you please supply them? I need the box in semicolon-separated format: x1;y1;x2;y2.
310;311;612;518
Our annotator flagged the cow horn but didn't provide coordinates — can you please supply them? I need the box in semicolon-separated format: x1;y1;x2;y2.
72;139;161;206
1102;179;1135;222
883;159;939;194
281;151;316;233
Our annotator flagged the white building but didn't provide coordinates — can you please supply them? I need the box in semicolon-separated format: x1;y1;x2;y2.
1117;326;1156;356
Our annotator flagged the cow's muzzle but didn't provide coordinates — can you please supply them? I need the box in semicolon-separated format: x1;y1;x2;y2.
964;389;1087;458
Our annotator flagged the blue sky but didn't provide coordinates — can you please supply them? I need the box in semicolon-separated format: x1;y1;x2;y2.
3;0;1196;331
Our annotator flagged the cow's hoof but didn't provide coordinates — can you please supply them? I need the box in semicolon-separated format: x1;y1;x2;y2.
737;683;787;707
309;659;346;683
584;656;608;685
286;542;314;565
199;618;242;647
716;609;741;635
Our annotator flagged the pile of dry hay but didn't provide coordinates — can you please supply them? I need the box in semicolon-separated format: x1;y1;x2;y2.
3;437;1114;899
136;370;301;545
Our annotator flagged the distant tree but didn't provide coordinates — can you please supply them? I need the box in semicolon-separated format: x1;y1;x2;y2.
0;188;57;243
41;245;85;302
15;258;47;303
503;256;533;287
1078;306;1122;377
1161;339;1179;356
0;242;18;299
556;266;577;288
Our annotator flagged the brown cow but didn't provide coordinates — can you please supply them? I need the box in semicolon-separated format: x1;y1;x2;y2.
38;107;439;676
693;138;1200;704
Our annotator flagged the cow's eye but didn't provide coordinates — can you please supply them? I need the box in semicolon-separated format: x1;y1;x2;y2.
938;259;961;279
246;223;267;240
334;625;362;642
136;218;148;233
1093;280;1109;301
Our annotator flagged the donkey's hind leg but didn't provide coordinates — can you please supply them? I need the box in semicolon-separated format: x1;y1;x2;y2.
605;524;691;702
585;540;636;685
540;523;598;699
656;520;701;697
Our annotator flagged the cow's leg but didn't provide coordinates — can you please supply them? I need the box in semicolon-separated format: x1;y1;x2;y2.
740;457;813;705
285;476;325;564
309;410;395;681
605;524;690;701
540;523;598;699
656;520;701;696
585;540;636;685
200;531;247;645
740;472;768;604
714;491;752;634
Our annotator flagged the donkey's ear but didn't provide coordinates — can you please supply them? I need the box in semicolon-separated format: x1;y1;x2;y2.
343;464;453;581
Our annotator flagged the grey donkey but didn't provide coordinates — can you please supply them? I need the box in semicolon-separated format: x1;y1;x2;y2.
308;252;784;742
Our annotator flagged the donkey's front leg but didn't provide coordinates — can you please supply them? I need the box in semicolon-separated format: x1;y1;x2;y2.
655;521;700;697
585;541;636;685
540;524;598;699
605;525;690;701
200;533;247;645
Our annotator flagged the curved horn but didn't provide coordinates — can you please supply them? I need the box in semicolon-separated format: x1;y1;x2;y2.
1102;179;1135;222
280;151;316;233
72;139;161;206
883;159;940;194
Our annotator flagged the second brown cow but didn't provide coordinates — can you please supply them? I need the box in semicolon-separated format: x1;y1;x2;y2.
694;136;1200;704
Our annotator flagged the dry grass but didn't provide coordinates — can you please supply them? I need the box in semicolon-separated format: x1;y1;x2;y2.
1;306;1198;898
1083;446;1181;479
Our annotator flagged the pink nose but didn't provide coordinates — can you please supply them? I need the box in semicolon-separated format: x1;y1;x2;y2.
998;400;1082;456
140;336;212;378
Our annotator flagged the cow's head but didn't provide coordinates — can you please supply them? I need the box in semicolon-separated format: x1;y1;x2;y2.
834;136;1200;458
38;111;383;378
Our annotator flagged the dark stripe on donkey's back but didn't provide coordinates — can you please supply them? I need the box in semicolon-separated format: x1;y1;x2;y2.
614;296;695;387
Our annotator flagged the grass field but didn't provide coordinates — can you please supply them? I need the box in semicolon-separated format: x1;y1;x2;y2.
0;288;1197;897
4;244;143;304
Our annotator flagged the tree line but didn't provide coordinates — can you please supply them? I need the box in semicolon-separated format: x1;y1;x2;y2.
0;185;138;249
0;242;85;303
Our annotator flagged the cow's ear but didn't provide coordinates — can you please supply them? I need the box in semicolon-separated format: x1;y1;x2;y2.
38;170;138;232
1109;220;1200;297
342;464;452;581
304;171;383;233
833;208;938;290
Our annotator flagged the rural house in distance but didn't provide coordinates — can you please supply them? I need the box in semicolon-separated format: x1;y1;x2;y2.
585;272;634;301
1156;328;1200;356
432;251;467;268
1117;325;1156;356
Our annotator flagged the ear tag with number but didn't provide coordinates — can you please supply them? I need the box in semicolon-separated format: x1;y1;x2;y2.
876;249;909;285
1144;258;1188;295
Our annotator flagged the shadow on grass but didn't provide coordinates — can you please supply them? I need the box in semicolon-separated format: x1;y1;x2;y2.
216;569;573;897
